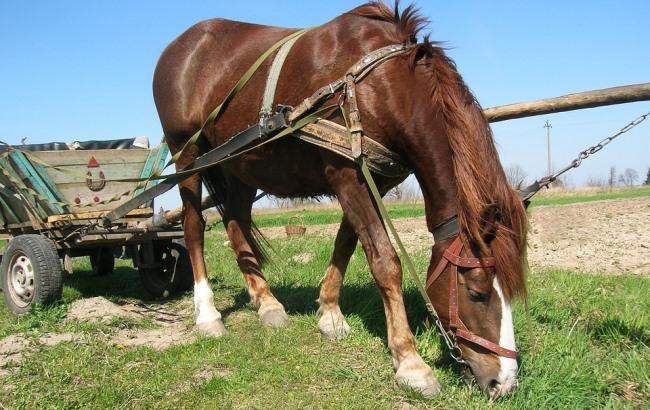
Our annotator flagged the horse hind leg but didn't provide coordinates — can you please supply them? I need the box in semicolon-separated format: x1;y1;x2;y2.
318;217;356;340
178;173;227;337
223;177;288;327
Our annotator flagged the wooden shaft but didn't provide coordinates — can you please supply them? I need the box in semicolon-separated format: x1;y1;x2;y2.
163;196;215;225
484;83;650;122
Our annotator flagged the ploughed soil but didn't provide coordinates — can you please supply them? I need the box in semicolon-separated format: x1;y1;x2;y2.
260;196;650;276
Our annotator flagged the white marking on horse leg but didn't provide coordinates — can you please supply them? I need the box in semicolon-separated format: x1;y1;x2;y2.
493;277;518;390
193;278;222;325
317;305;351;340
394;354;442;397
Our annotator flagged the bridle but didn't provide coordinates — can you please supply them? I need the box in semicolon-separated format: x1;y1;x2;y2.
426;231;519;360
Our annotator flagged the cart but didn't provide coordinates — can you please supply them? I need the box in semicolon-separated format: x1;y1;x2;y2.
0;137;192;314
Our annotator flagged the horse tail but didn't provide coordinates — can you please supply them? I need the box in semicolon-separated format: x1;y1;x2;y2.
201;166;270;267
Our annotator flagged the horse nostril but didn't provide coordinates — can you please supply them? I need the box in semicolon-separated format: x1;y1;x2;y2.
488;379;499;389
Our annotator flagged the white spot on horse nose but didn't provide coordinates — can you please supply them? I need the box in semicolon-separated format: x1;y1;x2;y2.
493;277;518;385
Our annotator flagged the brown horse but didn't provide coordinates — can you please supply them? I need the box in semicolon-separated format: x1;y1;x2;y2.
153;1;527;398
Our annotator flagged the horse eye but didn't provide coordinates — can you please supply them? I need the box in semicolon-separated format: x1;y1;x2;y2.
468;289;488;303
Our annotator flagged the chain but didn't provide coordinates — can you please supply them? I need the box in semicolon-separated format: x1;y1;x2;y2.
550;111;649;182
520;111;649;200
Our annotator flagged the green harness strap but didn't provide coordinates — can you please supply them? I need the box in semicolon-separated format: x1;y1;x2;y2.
165;27;313;170
358;158;445;327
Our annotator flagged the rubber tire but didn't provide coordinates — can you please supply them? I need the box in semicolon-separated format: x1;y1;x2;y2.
90;247;115;276
0;235;63;314
138;240;192;298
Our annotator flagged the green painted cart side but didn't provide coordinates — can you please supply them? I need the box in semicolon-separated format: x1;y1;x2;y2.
131;143;170;201
8;150;66;215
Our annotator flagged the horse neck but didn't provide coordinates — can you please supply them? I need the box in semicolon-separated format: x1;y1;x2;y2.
410;129;459;233
387;105;459;231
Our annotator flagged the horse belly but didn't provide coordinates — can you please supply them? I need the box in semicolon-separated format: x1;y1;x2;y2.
221;141;334;198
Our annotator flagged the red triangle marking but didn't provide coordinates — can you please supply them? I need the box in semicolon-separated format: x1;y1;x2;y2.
87;156;99;168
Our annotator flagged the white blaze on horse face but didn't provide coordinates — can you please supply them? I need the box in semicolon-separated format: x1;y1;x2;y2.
193;278;222;325
493;277;518;385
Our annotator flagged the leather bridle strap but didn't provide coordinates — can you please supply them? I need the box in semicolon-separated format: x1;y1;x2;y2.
427;236;518;359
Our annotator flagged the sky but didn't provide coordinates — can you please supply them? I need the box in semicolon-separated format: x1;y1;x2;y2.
1;1;649;211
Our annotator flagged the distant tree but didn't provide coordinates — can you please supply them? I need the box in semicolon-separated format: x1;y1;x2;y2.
618;168;639;187
505;164;527;190
269;196;291;208
608;166;617;188
387;183;404;201
586;175;606;188
387;178;422;202
645;168;650;185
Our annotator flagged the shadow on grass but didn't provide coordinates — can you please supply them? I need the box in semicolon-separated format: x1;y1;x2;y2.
63;266;185;306
585;317;648;346
65;263;460;373
222;280;460;370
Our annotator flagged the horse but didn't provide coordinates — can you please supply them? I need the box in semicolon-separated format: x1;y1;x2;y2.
152;1;528;398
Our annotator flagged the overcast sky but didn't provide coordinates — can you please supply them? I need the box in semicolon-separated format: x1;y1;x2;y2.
1;1;648;210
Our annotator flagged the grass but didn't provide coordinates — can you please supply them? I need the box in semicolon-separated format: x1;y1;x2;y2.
0;230;648;409
243;186;650;229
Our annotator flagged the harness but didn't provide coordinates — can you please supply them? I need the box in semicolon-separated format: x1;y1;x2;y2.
102;29;517;362
426;235;518;359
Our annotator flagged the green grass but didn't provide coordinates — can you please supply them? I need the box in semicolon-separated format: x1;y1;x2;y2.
244;187;650;229
249;202;424;229
0;231;647;409
529;186;650;207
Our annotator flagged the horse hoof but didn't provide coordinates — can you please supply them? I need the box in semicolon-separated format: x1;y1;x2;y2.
395;358;441;398
260;308;289;328
318;312;352;340
196;319;227;337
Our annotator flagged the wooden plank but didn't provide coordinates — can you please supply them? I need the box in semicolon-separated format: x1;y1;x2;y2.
26;149;155;212
153;144;170;176
484;83;650;122
46;207;153;223
132;145;164;199
6;154;52;220
55;182;147;211
0;179;23;225
28;149;150;167
74;230;183;245
31;162;147;185
8;151;64;215
30;160;70;213
0;158;45;222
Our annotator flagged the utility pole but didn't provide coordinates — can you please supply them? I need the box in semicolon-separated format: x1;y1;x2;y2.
544;120;552;177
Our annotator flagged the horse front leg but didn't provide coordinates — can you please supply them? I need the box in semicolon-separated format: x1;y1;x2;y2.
223;177;288;327
178;174;227;336
318;216;357;339
325;163;441;397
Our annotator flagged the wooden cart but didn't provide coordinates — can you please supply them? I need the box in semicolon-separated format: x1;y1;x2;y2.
0;138;191;314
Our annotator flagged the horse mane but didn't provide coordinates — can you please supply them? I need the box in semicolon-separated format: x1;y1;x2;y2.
350;2;528;300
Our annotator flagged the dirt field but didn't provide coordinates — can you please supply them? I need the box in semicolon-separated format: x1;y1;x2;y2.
260;196;650;276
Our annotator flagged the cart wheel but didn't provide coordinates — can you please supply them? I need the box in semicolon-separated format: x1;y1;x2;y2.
138;240;192;298
90;247;115;276
0;235;63;314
